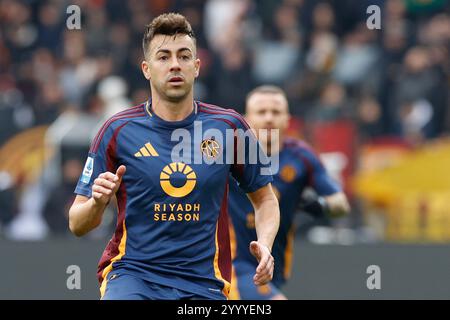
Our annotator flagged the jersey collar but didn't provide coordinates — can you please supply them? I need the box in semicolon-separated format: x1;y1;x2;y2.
145;99;198;128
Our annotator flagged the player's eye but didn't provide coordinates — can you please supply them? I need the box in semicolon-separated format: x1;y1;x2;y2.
180;55;191;60
158;55;168;61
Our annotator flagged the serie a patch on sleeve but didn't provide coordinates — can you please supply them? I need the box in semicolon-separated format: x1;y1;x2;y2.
81;156;94;184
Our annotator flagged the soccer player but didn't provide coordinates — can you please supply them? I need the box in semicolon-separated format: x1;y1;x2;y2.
68;13;280;300
228;86;350;300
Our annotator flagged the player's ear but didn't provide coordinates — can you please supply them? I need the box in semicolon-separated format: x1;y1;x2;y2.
141;60;151;80
194;58;200;78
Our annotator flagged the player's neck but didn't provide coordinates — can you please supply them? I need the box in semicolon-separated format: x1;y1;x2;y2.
151;93;194;121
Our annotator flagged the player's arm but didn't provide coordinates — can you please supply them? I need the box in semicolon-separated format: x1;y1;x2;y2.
247;183;280;286
301;191;350;218
69;165;126;236
299;148;350;218
323;192;350;217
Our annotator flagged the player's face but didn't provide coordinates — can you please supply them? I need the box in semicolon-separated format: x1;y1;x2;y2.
245;92;290;143
142;34;200;102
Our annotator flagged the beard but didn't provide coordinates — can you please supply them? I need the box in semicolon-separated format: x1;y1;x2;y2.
153;80;192;103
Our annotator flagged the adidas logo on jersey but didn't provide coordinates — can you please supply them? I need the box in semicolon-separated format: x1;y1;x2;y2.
135;142;159;157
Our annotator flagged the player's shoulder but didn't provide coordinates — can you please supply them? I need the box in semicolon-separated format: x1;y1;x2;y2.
89;103;146;152
100;102;147;131
283;137;319;159
196;101;249;129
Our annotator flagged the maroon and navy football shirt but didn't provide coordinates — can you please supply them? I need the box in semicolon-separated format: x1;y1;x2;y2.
74;100;272;299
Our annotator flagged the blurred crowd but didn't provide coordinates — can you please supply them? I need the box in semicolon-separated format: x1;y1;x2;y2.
0;0;449;241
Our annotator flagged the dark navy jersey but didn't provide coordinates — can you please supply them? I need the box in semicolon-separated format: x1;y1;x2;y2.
75;100;272;299
229;137;340;288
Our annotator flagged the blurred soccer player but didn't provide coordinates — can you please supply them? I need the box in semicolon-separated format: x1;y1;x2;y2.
68;13;279;300
228;86;350;300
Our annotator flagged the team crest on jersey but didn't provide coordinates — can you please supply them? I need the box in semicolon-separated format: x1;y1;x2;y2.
246;212;255;229
81;156;94;184
200;138;220;159
257;284;272;296
280;165;297;183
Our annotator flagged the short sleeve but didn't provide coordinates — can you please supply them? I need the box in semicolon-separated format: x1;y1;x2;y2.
300;149;341;196
230;119;273;193
74;125;115;198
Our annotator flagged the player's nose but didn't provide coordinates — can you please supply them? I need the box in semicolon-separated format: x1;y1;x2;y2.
169;56;181;71
264;114;274;125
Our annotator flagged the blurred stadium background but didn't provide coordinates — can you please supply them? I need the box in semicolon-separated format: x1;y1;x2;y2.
1;0;450;299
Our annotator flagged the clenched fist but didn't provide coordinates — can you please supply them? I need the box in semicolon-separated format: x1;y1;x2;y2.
92;165;126;206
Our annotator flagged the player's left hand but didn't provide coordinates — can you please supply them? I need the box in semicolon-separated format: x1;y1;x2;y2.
249;241;274;286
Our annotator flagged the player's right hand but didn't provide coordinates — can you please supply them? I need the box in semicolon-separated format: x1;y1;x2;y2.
92;165;126;206
250;241;274;286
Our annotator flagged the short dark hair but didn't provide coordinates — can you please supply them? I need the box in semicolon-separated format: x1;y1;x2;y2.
142;13;196;59
246;85;288;104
